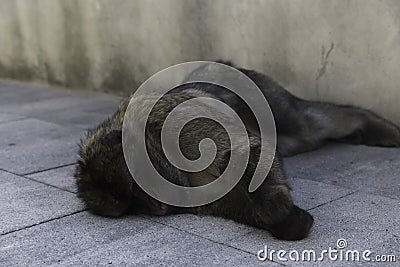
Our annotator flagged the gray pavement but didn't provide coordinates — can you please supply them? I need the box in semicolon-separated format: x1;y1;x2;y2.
0;80;398;266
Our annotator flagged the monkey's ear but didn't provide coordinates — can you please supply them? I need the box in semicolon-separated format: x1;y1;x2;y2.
100;130;122;145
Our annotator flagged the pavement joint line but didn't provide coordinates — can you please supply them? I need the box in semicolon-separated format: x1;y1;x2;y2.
293;176;400;202
25;176;76;194
23;162;78;176
21;113;97;130
307;191;357;211
140;216;288;266
0;209;87;237
0;111;88;131
0;116;29;125
0;167;77;194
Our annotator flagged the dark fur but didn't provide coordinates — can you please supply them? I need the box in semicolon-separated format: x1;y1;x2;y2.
75;62;400;240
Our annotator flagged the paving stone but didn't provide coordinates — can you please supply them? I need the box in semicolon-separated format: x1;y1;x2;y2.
31;109;116;130
0;113;25;124
0;171;84;235
0;81;120;129
1;93;117;114
150;214;254;244
289;178;354;211
0;212;279;266
0;118;84;174
151;178;353;246
4;98;119;129
226;192;400;266
0;81;120;111
284;143;400;200
0;81;75;106
27;165;78;193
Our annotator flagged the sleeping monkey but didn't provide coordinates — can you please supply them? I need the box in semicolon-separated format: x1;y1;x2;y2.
75;62;400;240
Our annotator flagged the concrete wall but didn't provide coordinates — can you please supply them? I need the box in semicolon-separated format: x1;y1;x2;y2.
0;0;399;124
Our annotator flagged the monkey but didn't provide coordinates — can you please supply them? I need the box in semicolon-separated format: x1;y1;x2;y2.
74;62;400;241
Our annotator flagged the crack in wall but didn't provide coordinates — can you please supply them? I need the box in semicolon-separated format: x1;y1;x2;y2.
315;41;335;99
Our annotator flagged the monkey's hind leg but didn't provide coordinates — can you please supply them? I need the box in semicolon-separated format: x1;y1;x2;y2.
307;102;400;146
279;100;400;156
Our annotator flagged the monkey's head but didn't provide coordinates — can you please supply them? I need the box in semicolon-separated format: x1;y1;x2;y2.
75;128;134;217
